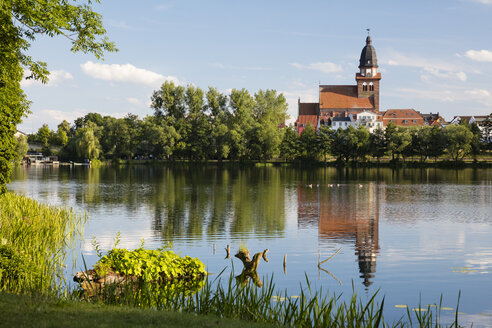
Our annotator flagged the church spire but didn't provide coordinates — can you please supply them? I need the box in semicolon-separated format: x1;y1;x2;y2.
359;30;378;69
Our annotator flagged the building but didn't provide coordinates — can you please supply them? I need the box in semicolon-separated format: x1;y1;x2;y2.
297;101;319;135
382;109;423;127
331;115;357;130
355;111;383;133
421;112;446;126
296;33;381;134
450;115;492;142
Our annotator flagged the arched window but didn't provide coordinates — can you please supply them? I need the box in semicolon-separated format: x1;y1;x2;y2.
369;82;374;91
362;82;368;92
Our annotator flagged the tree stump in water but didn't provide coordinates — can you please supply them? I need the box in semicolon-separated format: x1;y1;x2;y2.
234;248;269;287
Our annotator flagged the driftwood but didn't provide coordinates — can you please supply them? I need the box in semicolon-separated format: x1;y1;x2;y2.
234;248;269;287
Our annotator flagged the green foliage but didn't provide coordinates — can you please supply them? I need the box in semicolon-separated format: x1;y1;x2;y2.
75;122;101;160
279;126;300;161
298;124;318;161
36;124;51;146
14;134;28;162
0;0;115;193
385;123;411;162
0;243;30;290
369;127;387;162
0;192;84;293
444;124;474;162
94;247;207;282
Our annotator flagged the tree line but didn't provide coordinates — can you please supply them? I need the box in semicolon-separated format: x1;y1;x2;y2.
280;122;488;164
23;81;490;164
26;82;289;162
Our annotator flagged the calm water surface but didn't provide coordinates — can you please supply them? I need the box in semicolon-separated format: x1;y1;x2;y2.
9;166;492;326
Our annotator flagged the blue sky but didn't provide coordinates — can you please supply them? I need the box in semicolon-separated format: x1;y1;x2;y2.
19;0;492;133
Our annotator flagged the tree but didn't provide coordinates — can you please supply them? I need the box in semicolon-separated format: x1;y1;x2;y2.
75;123;101;160
298;124;318;161
369;127;387;163
206;87;230;160
443;124;473;162
279;126;299;161
0;0;115;193
206;87;228;119
427;125;447;161
468;122;482;161
151;81;186;120
317;125;333;163
55;128;68;146
353;127;370;162
385;123;411;162
36;124;51;146
14;135;28;163
331;128;351;163
137;116;179;159
228;89;255;160
251;90;288;160
185;85;211;160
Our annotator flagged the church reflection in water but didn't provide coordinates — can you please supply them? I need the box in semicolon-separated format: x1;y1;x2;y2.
298;183;380;287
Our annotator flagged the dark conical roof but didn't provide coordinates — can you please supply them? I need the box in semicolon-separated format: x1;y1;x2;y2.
359;35;378;68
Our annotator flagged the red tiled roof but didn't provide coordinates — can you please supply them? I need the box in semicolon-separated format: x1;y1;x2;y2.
299;102;319;116
382;109;423;127
297;115;318;127
319;85;374;109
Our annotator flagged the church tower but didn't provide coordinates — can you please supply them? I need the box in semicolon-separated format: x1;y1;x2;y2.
356;33;381;111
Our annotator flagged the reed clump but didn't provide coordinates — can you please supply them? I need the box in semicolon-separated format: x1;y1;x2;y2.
0;192;85;294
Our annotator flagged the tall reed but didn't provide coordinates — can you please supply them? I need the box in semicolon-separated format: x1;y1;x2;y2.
84;272;460;328
0;192;85;294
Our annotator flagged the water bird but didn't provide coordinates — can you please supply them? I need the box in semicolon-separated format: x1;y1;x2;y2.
337;184;340;187
358;184;363;188
307;184;313;188
328;184;334;188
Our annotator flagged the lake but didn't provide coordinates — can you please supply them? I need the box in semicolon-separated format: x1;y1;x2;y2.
8;165;492;327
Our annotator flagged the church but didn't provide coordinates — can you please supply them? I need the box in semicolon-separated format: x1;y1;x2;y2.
296;33;385;134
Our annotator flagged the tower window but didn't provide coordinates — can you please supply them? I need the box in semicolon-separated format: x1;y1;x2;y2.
369;83;374;91
362;82;368;92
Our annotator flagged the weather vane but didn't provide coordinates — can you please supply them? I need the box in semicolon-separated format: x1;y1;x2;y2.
366;28;370;35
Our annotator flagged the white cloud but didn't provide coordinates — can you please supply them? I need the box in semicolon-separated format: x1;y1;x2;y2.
468;0;492;4
81;61;179;87
290;62;342;73
420;67;467;82
464;89;492;106
464;49;492;62
21;70;74;87
385;52;469;82
126;97;144;106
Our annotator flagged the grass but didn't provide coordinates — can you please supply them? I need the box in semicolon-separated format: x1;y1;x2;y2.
0;292;275;328
0;192;85;294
